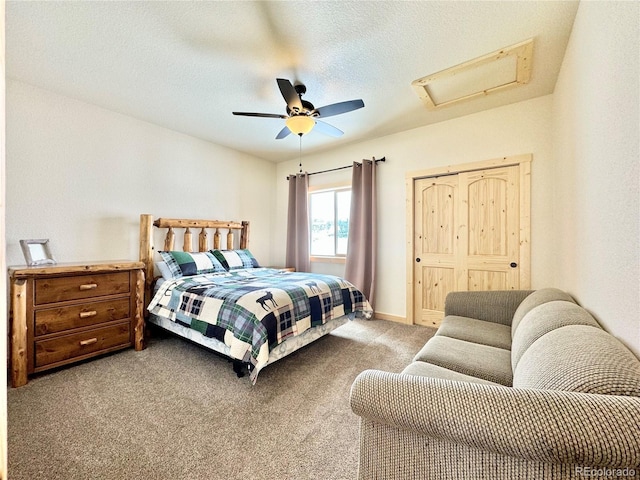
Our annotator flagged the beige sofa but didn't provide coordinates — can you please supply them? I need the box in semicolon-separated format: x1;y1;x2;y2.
350;289;640;479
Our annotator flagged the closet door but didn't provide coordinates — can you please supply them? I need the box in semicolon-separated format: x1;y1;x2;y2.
459;166;521;291
413;175;459;327
412;162;528;327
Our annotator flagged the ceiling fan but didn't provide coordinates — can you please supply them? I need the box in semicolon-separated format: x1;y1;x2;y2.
233;78;365;139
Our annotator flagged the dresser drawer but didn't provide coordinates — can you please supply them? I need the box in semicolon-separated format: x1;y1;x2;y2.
35;298;131;336
35;272;130;305
34;321;131;368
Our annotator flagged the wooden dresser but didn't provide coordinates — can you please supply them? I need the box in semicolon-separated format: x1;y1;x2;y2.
8;261;145;387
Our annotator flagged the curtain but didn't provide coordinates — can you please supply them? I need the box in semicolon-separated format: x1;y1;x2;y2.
285;173;311;272
345;160;377;309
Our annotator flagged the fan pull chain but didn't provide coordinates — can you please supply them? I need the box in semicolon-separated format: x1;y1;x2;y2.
299;135;303;173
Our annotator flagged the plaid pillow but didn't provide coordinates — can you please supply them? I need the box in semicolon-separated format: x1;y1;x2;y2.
155;261;174;281
158;251;227;278
211;249;260;270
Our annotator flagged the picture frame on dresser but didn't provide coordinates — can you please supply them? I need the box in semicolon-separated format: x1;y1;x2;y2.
19;238;56;266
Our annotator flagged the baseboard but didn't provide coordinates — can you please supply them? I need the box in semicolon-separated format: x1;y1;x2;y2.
374;311;412;325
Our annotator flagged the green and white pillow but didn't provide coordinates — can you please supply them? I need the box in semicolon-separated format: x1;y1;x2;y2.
211;249;260;270
159;251;227;278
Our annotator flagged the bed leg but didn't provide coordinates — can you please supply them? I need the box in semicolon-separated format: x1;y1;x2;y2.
232;360;245;378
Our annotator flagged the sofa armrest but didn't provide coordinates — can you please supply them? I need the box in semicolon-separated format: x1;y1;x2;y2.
444;290;533;325
350;370;640;468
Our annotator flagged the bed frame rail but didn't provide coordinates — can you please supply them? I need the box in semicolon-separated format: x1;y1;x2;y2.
139;214;250;310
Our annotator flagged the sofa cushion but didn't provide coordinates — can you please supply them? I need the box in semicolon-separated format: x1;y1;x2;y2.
513;325;640;396
511;301;602;369
436;315;512;350
413;336;512;386
402;361;502;386
444;290;533;326
511;288;576;336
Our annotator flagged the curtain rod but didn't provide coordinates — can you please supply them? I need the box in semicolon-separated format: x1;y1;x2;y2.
286;157;385;180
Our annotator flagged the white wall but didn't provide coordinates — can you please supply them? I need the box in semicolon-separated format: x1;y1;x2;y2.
275;95;556;319
6;80;277;267
552;1;639;356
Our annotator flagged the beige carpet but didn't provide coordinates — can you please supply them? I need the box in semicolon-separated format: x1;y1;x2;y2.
8;318;436;480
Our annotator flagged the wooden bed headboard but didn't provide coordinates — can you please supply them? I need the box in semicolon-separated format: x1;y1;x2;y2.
139;214;250;308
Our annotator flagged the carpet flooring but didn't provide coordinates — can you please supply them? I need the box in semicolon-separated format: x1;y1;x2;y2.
8;318;436;480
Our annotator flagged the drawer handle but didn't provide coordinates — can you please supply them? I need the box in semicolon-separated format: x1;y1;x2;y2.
79;310;98;319
79;338;98;346
79;283;98;291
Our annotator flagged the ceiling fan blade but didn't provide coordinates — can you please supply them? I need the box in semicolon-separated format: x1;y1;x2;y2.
276;78;303;113
313;120;343;137
314;99;365;118
233;111;287;119
275;126;291;139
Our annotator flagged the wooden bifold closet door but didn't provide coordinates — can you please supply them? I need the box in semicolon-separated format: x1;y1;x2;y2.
408;155;531;327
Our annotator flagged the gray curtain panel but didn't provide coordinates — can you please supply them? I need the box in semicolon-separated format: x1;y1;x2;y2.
345;160;377;309
286;173;311;272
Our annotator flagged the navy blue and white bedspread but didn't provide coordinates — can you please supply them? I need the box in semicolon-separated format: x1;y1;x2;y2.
148;268;372;381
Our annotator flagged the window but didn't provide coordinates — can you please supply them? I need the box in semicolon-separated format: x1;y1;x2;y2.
309;187;351;258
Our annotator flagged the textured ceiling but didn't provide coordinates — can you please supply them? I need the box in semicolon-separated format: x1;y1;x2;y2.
6;1;579;162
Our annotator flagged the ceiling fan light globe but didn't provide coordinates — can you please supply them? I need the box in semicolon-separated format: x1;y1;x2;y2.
285;115;315;135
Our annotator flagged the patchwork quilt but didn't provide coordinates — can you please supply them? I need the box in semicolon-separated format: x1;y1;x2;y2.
147;268;372;382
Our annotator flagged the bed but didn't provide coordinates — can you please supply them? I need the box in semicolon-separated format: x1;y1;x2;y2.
139;214;372;383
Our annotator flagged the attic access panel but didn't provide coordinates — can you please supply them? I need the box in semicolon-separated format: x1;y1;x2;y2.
412;39;533;110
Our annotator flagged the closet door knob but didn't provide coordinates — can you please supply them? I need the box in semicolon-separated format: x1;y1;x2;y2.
510;262;518;268
416;258;421;263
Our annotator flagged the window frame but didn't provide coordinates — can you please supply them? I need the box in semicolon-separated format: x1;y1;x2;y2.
308;181;351;264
